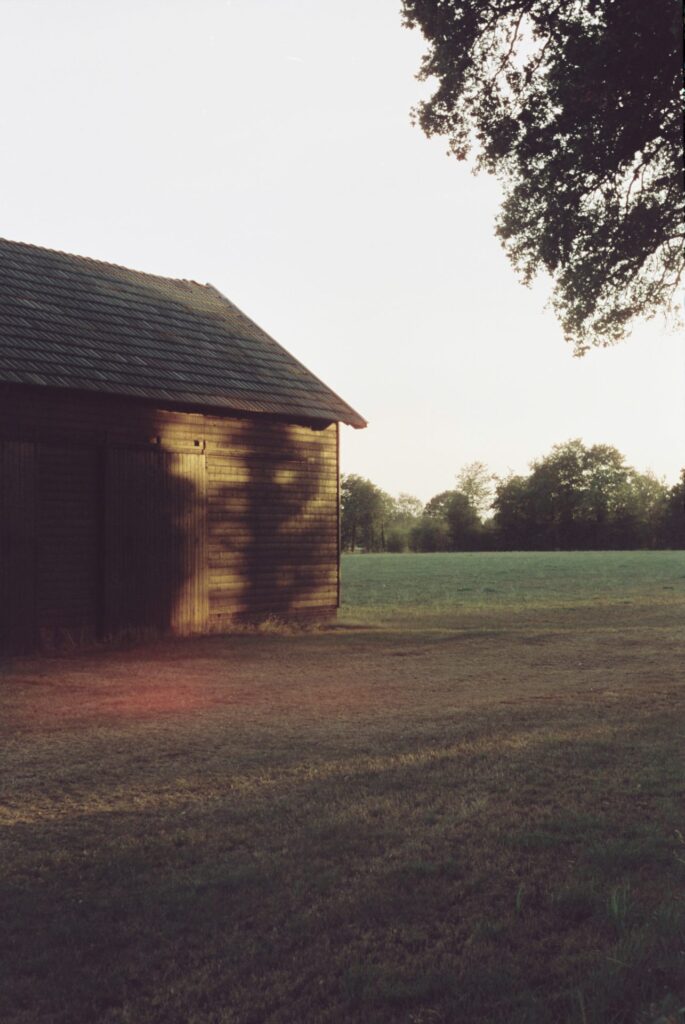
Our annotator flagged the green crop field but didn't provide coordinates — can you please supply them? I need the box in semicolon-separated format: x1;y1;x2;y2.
2;551;684;1024
341;549;685;612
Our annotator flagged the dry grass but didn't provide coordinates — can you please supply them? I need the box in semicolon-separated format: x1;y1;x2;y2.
1;570;684;1022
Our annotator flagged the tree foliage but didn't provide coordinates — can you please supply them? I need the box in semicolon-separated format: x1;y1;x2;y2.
402;0;684;351
661;470;685;548
455;460;495;517
340;475;391;552
341;476;424;551
342;447;682;552
419;489;483;548
492;439;674;549
409;516;452;552
444;491;483;549
424;490;457;520
393;492;425;525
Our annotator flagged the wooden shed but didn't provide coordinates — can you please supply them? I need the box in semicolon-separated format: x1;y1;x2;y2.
0;238;365;653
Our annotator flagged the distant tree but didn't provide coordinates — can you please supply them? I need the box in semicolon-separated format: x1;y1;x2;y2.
424;490;456;519
612;470;669;548
392;493;424;524
421;489;454;520
493;441;671;549
342;454;676;554
444;491;483;550
385;529;408;553
660;470;685;548
409;516;451;552
385;492;424;552
402;0;684;351
527;440;633;548
456;461;495;518
340;475;393;551
492;474;533;550
418;487;483;550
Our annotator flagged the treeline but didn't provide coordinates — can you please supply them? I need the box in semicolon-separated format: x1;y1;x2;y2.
341;440;685;552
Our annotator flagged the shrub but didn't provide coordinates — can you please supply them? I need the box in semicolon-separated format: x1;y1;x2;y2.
385;529;408;553
409;518;451;552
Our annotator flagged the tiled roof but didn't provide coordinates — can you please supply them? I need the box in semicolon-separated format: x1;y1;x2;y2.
0;238;366;428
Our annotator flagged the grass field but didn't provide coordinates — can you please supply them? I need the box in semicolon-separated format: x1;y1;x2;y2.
341;550;685;612
2;552;684;1023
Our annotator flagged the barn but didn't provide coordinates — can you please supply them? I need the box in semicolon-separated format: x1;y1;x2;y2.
0;238;365;654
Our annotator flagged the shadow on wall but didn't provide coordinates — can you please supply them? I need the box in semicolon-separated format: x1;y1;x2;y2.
0;405;338;655
208;417;337;627
0;423;202;655
102;443;206;642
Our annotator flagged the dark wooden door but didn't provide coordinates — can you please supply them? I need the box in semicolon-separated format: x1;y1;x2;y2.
36;443;99;644
105;447;207;637
0;441;36;653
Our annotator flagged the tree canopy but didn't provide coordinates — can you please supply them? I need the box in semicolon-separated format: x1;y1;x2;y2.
340;446;682;553
402;0;684;351
492;439;674;549
340;475;392;552
455;461;495;517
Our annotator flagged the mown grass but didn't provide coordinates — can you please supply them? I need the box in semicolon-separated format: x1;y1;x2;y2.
1;552;684;1023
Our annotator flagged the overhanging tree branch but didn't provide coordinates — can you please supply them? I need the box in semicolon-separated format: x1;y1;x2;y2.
402;0;684;352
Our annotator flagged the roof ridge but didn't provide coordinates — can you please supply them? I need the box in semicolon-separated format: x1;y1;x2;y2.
0;236;209;291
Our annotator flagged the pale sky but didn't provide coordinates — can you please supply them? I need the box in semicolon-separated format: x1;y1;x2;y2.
1;0;683;501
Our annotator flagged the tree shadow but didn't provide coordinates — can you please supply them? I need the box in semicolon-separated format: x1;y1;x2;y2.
0;405;202;654
208;417;338;627
2;702;682;1023
1;390;339;654
102;442;205;641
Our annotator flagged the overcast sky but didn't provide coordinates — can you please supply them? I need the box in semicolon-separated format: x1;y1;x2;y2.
2;0;683;500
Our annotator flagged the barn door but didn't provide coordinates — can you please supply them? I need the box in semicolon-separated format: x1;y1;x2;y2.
105;447;207;637
36;443;99;645
0;441;36;653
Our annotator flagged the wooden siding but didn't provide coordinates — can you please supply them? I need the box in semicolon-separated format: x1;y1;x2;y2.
0;385;338;650
37;443;99;643
0;441;36;653
207;448;337;620
105;448;208;636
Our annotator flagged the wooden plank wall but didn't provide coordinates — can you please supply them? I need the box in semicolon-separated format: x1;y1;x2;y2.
0;385;338;648
0;441;36;653
207;440;338;623
172;452;209;635
36;443;99;644
105;448;208;636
